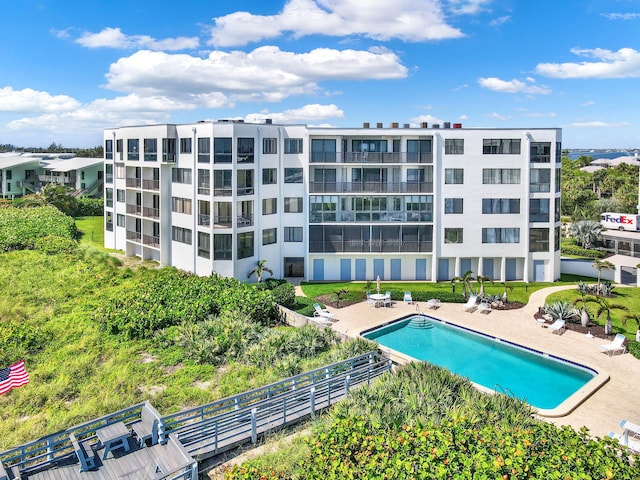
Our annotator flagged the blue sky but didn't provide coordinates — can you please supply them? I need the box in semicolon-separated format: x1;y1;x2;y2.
1;0;639;149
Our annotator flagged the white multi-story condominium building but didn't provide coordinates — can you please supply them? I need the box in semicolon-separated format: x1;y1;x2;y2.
104;120;561;282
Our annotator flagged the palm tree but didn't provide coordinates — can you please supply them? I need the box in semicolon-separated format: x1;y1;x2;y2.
592;259;615;293
585;296;628;336
621;312;640;342
476;275;493;297
569;220;602;249
247;259;273;283
451;270;475;300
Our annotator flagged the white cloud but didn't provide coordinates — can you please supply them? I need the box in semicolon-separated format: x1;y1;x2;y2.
0;86;81;113
208;0;464;47
409;114;444;125
566;121;631;128
536;47;640;79
75;27;199;51
452;83;468;91
581;100;595;107
488;112;510;121
105;47;408;103
244;104;344;123
459;114;468;120
489;15;511;27
522;112;557;118
601;13;640;20
478;77;551;94
448;0;491;15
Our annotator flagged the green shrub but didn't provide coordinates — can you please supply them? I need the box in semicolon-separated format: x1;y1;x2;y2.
0;206;77;252
627;340;640;359
75;197;103;216
33;235;78;255
560;244;606;258
389;290;464;303
271;282;296;309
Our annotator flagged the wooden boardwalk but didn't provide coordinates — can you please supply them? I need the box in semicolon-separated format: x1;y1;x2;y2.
0;351;390;480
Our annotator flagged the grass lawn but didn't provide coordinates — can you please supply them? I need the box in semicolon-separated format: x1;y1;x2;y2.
75;216;121;253
545;286;640;340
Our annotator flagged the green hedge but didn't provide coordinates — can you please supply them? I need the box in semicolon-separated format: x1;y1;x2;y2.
560;243;606;258
0;206;77;252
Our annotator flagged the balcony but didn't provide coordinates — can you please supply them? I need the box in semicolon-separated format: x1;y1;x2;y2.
530;154;551;163
309;181;433;194
38;174;74;184
199;214;210;227
309;240;433;253
126;177;141;188
143;207;160;219
213;187;232;196
126;204;142;215
213;215;233;228
310;152;433;164
310;211;432;223
143;234;160;248
142;179;160;191
237;215;254;228
126;230;142;241
198;185;210;195
162;153;176;163
237;186;254;196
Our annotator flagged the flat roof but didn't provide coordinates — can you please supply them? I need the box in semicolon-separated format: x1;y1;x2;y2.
42;157;102;172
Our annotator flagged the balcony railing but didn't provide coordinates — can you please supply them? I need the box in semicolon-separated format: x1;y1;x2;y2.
213;215;233;228
530;154;551;163
309;181;433;194
162;153;176;163
126;177;141;188
143;234;160;248
309;240;433;253
310;211;432;223
237;186;254;196
214;187;232;196
198;185;210;195
237;215;254;227
126;204;142;215
310;152;433;164
38;175;74;184
143;207;160;219
126;230;142;241
142;179;160;191
199;214;210;227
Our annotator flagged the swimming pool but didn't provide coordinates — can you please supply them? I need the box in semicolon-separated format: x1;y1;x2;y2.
362;315;599;412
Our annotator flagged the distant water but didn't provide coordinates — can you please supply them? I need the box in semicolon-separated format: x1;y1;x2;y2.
568;150;638;161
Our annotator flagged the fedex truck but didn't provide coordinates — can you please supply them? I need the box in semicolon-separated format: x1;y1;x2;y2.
600;212;640;231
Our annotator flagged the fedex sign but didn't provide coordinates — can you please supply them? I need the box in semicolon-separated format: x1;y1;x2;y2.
601;213;639;231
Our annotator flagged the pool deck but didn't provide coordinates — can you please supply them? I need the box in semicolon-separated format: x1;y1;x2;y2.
320;285;640;439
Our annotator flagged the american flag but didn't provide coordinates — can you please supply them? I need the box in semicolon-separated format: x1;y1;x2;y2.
0;360;29;396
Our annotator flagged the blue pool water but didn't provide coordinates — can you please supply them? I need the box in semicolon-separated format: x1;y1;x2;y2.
362;316;595;410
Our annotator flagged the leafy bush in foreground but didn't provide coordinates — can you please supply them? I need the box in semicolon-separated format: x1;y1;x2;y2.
0;206;77;252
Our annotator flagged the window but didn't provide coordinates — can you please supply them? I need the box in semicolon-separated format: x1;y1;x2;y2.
555;199;561;222
116;139;123;160
444;228;463;244
237;138;254;163
262;198;277;215
445;139;464;155
105;188;113;207
284;197;303;213
555;226;561;251
171;197;192;214
284;168;303;183
556;142;562;163
483;139;521;154
237;232;254;259
263;137;277;154
198;200;210;226
172;168;192;184
262;168;277;185
105;212;113;231
311;139;337;162
105;139;113;159
529;228;550;252
237;170;254;195
530;169;550;192
172;226;192;245
214;234;232;260
197;137;210;163
555;168;561;193
284;226;303;242
529;199;550;222
284;138;303;154
444;168;464;184
180;137;192;153
214;170;232;196
198;232;210;259
162;138;176;162
407;139;432;162
127;139;139;160
143;138;157;161
482;228;520;243
105;164;113;183
482;198;520;214
214;137;232;163
444;198;463;214
530;142;551;163
116;189;125;203
482;168;520;184
262;228;277;245
115;164;125;179
5;170;11;180
116;214;125;228
198;169;210;195
309;195;337;222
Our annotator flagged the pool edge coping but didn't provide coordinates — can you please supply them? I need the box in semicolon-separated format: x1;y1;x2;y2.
360;313;610;419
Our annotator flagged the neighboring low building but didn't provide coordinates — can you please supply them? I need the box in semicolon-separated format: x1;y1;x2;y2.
103;120;562;282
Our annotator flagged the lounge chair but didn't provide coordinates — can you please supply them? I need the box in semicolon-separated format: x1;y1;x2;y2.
609;420;640;452
384;291;392;307
403;292;413;304
600;333;626;356
426;298;441;309
462;295;478;312
548;319;565;334
366;292;376;307
477;300;491;314
313;303;336;322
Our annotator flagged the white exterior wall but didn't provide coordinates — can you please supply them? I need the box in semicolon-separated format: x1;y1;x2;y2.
104;122;561;282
